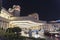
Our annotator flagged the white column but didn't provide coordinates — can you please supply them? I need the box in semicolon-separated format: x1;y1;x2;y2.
0;21;2;28
6;22;9;28
1;21;3;28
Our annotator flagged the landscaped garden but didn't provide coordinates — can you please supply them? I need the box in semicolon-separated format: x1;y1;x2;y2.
0;27;46;40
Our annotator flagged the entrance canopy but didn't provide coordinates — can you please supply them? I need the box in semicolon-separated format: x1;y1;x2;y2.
10;20;45;28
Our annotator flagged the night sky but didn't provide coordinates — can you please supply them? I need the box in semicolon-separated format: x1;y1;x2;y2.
2;0;60;21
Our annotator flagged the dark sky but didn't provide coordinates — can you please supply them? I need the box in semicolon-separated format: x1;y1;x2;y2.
2;0;60;21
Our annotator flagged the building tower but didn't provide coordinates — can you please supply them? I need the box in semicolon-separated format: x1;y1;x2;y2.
8;5;21;17
13;5;21;17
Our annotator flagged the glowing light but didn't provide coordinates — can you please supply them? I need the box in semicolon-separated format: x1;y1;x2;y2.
10;20;44;28
0;9;12;19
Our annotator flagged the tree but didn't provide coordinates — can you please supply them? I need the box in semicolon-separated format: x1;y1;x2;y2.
6;27;22;39
12;27;22;38
6;28;13;33
6;27;22;33
12;27;21;33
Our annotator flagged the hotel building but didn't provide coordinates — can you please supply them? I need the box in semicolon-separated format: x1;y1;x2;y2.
0;5;60;32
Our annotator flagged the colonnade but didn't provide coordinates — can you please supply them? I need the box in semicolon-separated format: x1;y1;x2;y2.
0;20;9;29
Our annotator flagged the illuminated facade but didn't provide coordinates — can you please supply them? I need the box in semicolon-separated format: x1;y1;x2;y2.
0;6;46;31
0;8;11;29
0;5;60;32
